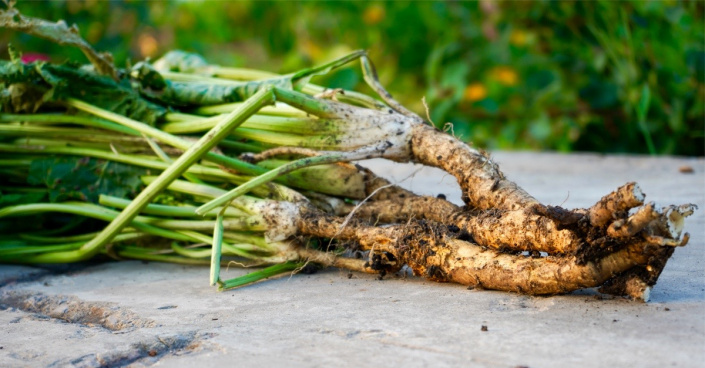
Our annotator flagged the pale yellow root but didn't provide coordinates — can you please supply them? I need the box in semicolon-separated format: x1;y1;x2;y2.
294;207;677;295
409;124;538;211
343;189;691;257
295;247;377;274
241;147;321;163
438;239;652;295
588;182;645;227
349;196;582;254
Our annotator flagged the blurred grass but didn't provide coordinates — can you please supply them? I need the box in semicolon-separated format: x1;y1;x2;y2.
2;0;703;155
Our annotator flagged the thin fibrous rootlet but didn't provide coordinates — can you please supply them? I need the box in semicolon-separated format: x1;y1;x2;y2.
0;5;696;302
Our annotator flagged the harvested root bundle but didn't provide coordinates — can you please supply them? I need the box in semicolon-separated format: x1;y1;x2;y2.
0;6;695;301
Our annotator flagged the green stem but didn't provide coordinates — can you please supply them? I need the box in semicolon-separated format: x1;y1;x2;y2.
112;248;213;265
141;177;264;215
27;88;275;263
20;232;103;243
0;202;193;243
141;132;205;184
0;233;141;257
218;261;304;290
196;149;376;215
192;102;309;118
161;114;330;135
176;230;260;259
0;113;140;135
98;194;246;218
171;243;211;258
210;213;224;285
66;98;266;176
0;143;254;186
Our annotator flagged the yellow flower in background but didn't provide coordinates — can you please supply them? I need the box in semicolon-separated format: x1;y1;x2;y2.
463;83;488;102
138;33;158;58
491;66;519;86
363;4;386;25
510;29;528;46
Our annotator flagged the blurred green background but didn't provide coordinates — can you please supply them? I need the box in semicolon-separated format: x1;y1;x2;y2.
3;0;703;155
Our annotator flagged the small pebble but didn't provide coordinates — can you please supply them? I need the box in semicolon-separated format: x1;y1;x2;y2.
481;325;488;332
679;165;694;173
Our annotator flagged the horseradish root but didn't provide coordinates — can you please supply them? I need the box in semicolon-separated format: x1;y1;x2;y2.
1;6;696;300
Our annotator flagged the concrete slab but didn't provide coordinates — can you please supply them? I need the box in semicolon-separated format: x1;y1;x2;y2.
1;152;703;368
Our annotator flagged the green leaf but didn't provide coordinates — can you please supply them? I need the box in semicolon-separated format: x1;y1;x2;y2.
27;157;146;203
0;59;166;125
142;50;366;107
133;59;292;107
152;50;210;73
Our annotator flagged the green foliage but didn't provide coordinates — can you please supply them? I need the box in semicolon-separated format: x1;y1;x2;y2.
0;59;166;124
2;0;703;155
27;157;145;203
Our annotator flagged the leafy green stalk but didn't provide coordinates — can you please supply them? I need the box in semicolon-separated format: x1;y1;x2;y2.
0;202;193;242
210;213;224;285
0;113;140;135
160;113;333;135
192;102;308;117
196;152;360;215
140;177;264;215
25;87;275;263
98;194;245;218
65;98;266;176
218;261;304;290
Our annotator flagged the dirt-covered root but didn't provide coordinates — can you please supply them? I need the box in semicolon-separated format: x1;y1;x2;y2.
240;146;321;163
343;193;615;256
597;246;675;302
409;123;538;211
293;205;694;296
435;238;655;295
348;180;693;260
347;196;584;255
294;247;379;274
607;202;657;238
347;196;459;224
588;182;645;227
597;203;695;301
452;208;583;255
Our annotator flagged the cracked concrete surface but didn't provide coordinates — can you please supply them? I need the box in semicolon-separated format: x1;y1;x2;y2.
1;152;703;367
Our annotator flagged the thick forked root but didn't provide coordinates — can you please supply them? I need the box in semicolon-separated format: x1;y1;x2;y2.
241;92;695;298
254;93;694;296
409;123;538;211
344;181;692;259
285;151;695;298
293;207;688;295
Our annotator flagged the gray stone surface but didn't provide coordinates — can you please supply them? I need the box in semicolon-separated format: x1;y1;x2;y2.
1;152;703;368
